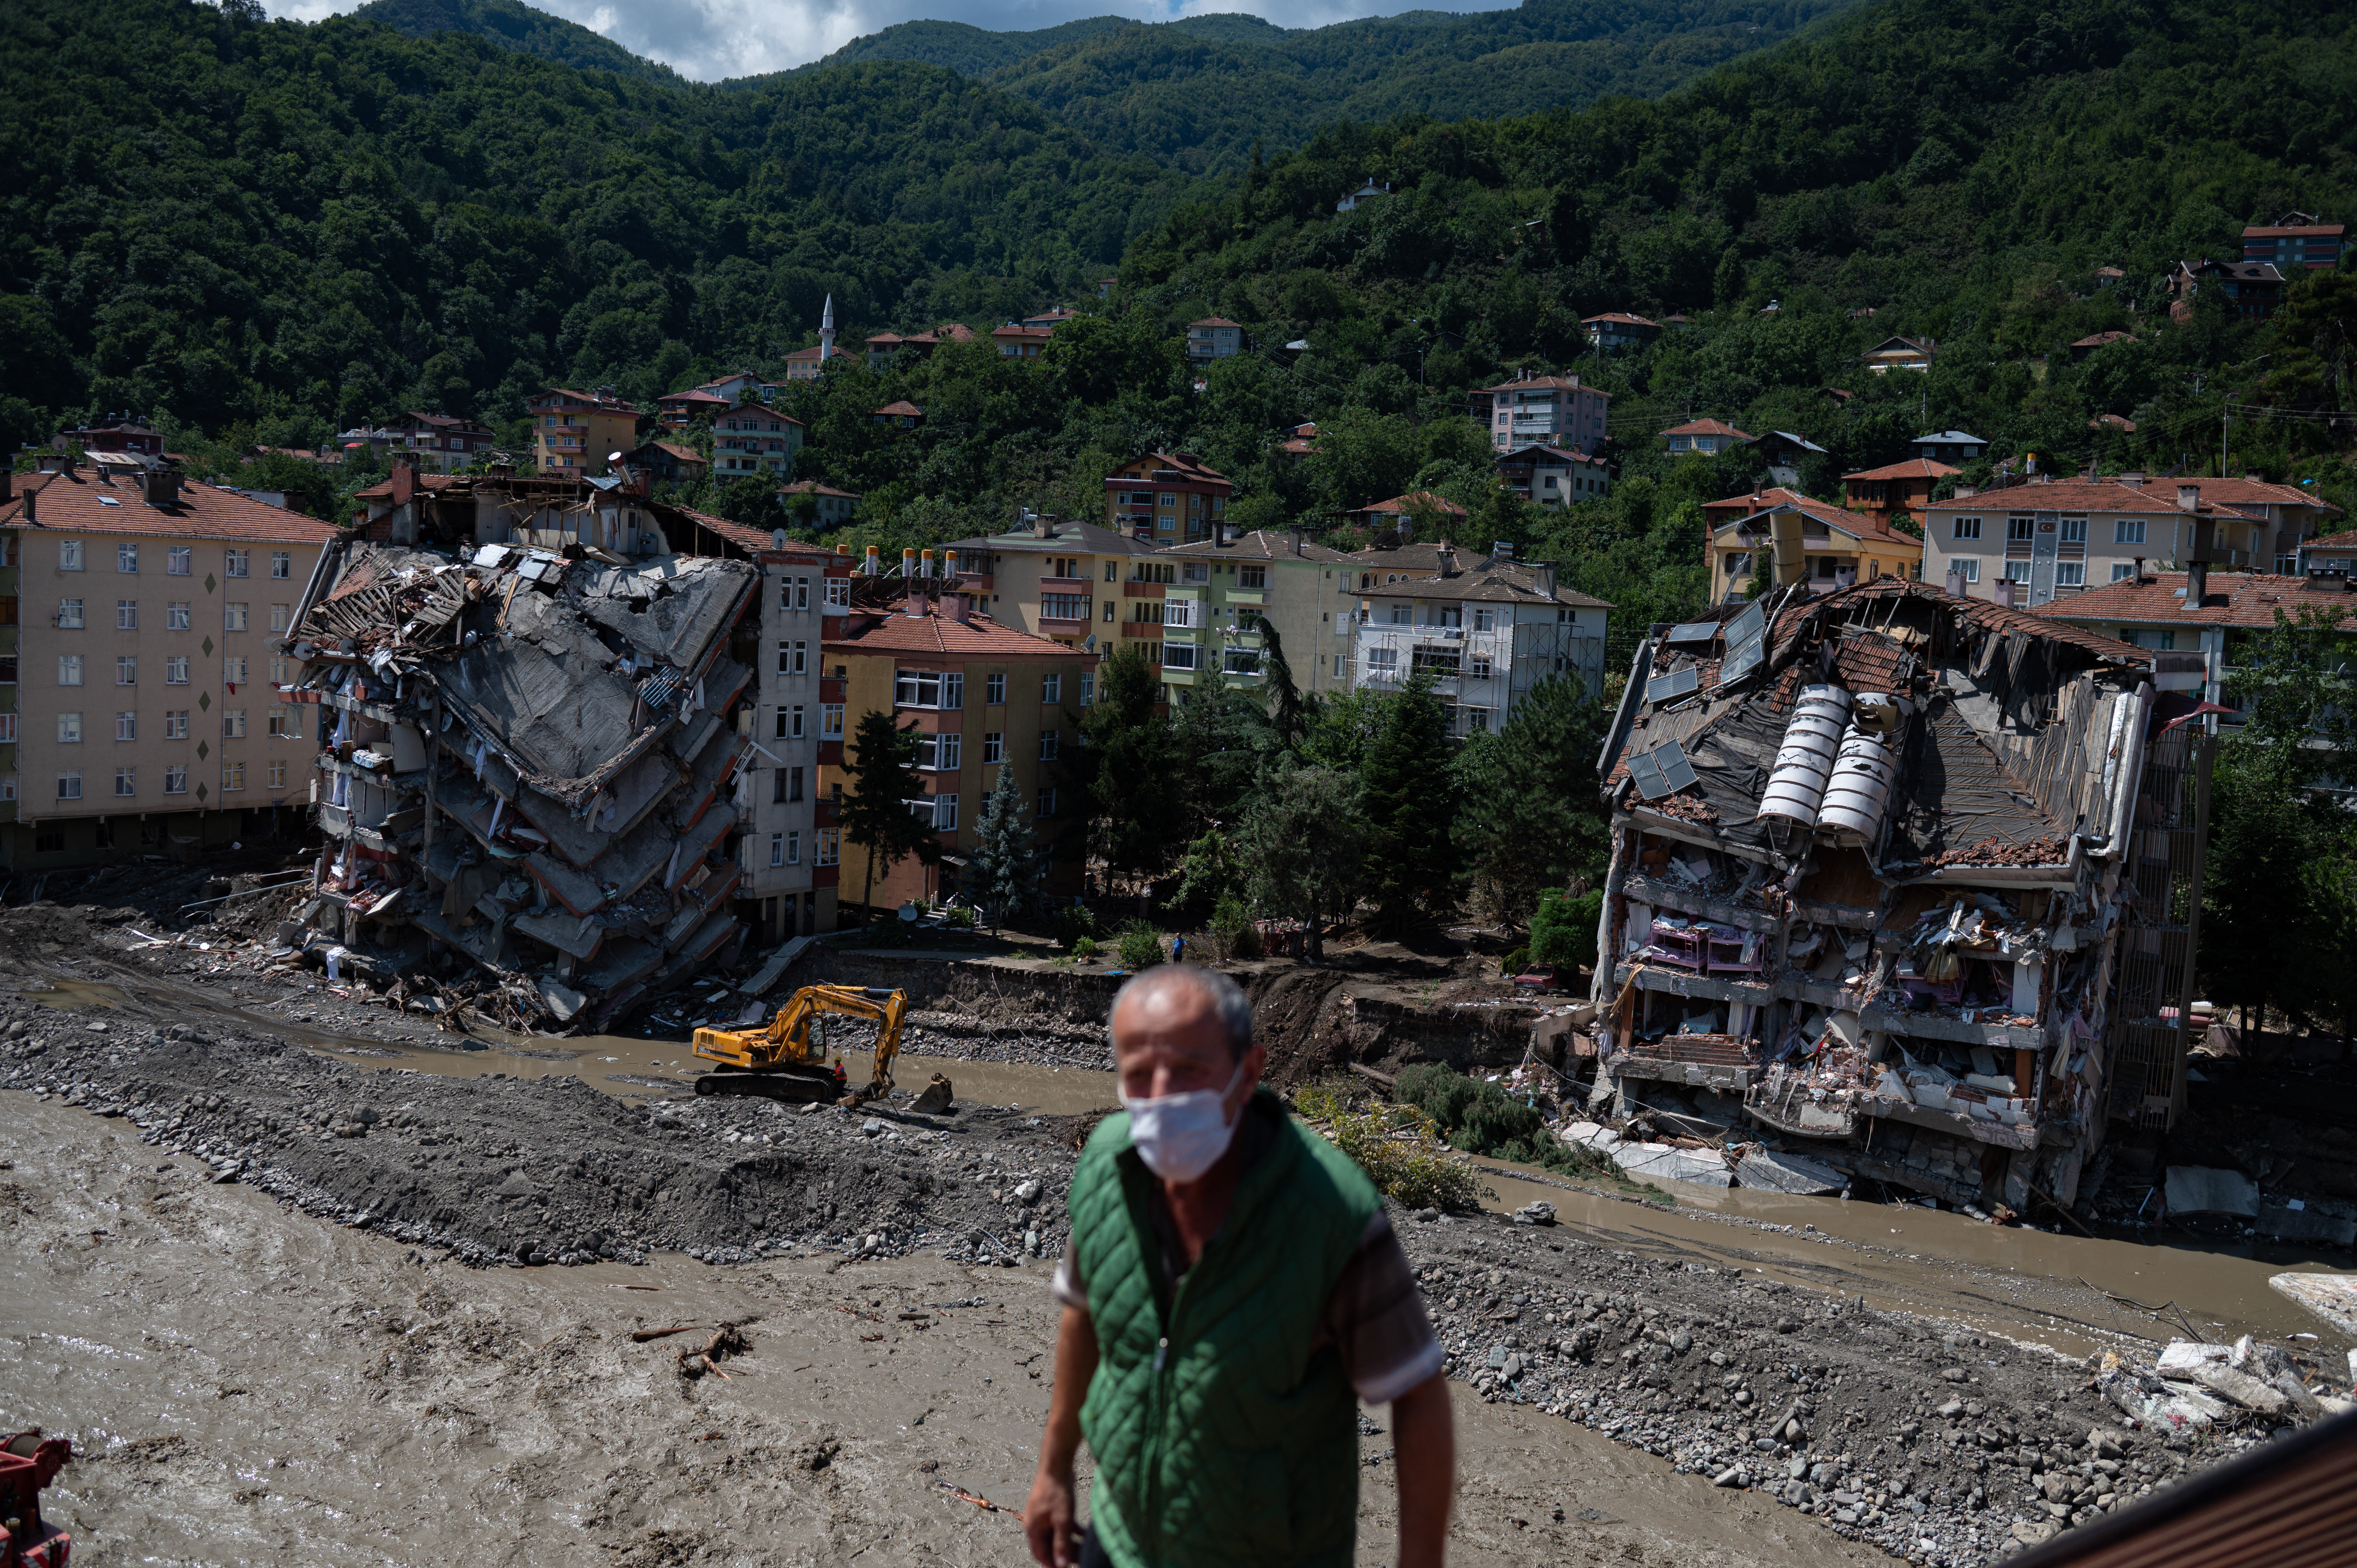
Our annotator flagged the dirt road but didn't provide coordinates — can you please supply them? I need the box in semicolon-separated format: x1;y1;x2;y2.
4;1095;1877;1568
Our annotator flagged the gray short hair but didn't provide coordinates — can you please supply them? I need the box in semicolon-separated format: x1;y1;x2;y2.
1110;964;1254;1060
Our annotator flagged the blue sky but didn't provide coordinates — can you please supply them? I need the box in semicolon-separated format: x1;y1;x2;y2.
266;1;1521;81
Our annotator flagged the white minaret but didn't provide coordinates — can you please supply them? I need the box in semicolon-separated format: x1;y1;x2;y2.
819;295;836;360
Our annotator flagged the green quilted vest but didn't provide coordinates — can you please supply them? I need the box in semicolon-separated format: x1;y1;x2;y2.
1067;1088;1382;1568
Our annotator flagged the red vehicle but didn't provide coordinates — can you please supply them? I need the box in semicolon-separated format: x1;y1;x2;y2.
1512;964;1569;992
1;1429;73;1567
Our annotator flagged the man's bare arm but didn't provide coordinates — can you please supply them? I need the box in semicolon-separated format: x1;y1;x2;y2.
1026;1305;1100;1568
1391;1372;1455;1568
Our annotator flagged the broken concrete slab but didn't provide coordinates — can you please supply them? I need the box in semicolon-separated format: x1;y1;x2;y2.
2157;1341;2232;1375
2187;1361;2289;1416
1613;1142;1733;1188
2164;1165;2260;1218
2256;1203;2357;1246
2268;1271;2357;1337
512;910;604;962
536;975;588;1022
1736;1148;1847;1195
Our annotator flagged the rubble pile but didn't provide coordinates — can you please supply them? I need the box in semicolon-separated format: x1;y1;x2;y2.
288;542;762;1033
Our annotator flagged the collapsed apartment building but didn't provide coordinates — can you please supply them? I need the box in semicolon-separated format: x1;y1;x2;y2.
280;463;847;1032
1588;577;2212;1214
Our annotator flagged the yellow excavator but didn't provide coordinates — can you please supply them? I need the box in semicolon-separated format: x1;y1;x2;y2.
690;984;908;1105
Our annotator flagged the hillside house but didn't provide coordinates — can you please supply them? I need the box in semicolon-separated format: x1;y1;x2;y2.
1661;418;1753;455
1102;452;1232;544
1581;312;1662;353
1862;336;1936;374
1914;431;1987;465
864;323;977;366
1921;479;2269;607
1704;489;1924;603
60;417;165;459
1842;457;1956;524
1350;558;1610;733
2168;260;2286;323
943;514;1163;646
528;388;639;478
2244;213;2346;272
1186;318;1243;362
1473;374;1610;454
1336;178;1391;213
873;401;924;429
2036;569;2357;714
1152;530;1361;697
1497;444;1611;506
777;480;859;528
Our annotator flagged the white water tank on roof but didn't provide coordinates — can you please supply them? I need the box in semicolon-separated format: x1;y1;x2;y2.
1758;684;1852;828
1818;723;1900;843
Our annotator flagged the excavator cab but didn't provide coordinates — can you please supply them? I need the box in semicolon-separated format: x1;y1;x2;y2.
690;984;907;1106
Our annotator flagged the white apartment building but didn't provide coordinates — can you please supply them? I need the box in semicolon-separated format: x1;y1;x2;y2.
1468;373;1611;454
1920;479;2271;607
0;459;337;867
1350;558;1612;735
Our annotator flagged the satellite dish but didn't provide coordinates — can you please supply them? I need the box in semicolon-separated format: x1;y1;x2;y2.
897;901;921;923
771;529;789;549
1083;634;1097;652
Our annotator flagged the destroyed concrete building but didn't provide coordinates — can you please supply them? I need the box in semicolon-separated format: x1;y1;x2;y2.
280;461;866;1031
1589;577;2212;1213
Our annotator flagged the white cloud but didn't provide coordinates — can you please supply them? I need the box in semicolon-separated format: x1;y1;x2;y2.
266;0;1518;80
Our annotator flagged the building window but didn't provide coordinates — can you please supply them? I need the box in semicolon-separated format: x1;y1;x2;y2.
2115;518;2147;544
226;549;249;578
116;656;136;685
272;551;291;579
1223;648;1262;675
165;657;188;685
1366;647;1399;670
816;830;839;865
222;761;246;791
223;710;246;738
933;793;958;832
2007;516;2035;542
770;832;786;867
2060;516;2088;543
57;713;81;743
60;540;83;571
825;579;850;609
1036;787;1058;819
1042;594;1088;621
168;546;190;576
982;731;1003;764
57;599;83;629
0;715;12;743
1465;707;1491;733
224;656;247;685
56;771;80;800
267;759;287;789
2111;562;2138;582
1469;655;1492;679
777;639;807;675
1238;565;1267;589
0;658;14;685
1389;604;1411;625
115;768;135;797
1079;674;1094;706
821;703;843;738
772;766;805;803
115;712;134;742
2056;562;2086;587
168;602;190;630
894;669;963;709
269;706;300;737
164;765;187;795
269;604;289;633
0;775;15;803
58;655;81;686
984;673;1006;705
1161;643;1197;670
2002;561;2031;582
1952;516;1982;540
118;542;138;573
1042;673;1062;703
1038;729;1059;761
116;600;136;630
1472;607;1496;631
165;710;188;739
918;733;961;771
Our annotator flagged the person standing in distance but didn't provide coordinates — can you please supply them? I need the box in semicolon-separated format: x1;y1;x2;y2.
1026;965;1454;1568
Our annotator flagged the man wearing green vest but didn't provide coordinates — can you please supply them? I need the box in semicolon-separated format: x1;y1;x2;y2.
1026;965;1455;1568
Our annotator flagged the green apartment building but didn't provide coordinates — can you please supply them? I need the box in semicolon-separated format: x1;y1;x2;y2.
1138;530;1360;700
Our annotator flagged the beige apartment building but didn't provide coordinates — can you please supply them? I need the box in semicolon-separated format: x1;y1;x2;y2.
529;388;640;477
0;460;338;867
940;516;1165;646
1920;478;2271;608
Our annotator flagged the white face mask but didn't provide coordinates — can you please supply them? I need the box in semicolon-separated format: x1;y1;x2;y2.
1122;1060;1247;1183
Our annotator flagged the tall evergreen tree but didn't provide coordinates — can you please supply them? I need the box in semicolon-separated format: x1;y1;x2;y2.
1359;669;1460;931
1170;660;1273;839
838;709;937;923
966;763;1045;930
1237;761;1368;962
1249;611;1306;751
1078;645;1180;891
1452;674;1610;925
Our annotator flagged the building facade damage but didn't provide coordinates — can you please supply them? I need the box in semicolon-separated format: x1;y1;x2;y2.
287;471;789;1033
1589;578;2211;1215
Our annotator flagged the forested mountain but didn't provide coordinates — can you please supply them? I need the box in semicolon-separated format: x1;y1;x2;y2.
806;16;1145;79
352;0;686;86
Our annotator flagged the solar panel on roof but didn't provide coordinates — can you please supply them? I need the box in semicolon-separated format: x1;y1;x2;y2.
1645;666;1701;705
1725;600;1765;650
1717;636;1765;687
1626;748;1668;800
1653;740;1700;793
1664;621;1719;646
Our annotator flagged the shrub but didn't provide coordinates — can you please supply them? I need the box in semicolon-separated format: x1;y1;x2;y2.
1502;944;1529;975
1291;1078;1487;1212
1071;936;1099;959
945;906;975;929
1394;1062;1615;1181
1053;904;1097;951
1528;887;1602;968
1209;891;1261;961
1116;922;1163;970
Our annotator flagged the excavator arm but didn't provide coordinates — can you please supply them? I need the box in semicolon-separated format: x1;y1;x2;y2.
691;984;907;1105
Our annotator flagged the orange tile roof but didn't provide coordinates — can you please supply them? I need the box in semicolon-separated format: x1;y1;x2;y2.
4;467;341;544
1843;457;1959;482
2167;476;2343;516
1189;316;1242;328
351;471;467;500
2039;571;2357;629
827;603;1101;659
1352;490;1468;518
1474;374;1598;396
2304;529;2357;550
530;388;641;413
1661;418;1753;438
1926;479;2239;516
780;480;860;499
873;401;924;417
1703;487;1923;548
654;441;706;463
2070;330;2133;349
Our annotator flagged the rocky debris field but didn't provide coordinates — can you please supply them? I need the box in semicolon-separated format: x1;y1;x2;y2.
7;992;2348;1568
898;1009;1115;1071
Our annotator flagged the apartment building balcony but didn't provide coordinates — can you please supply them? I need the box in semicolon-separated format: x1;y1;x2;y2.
1038;607;1092;629
1123;581;1167;598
